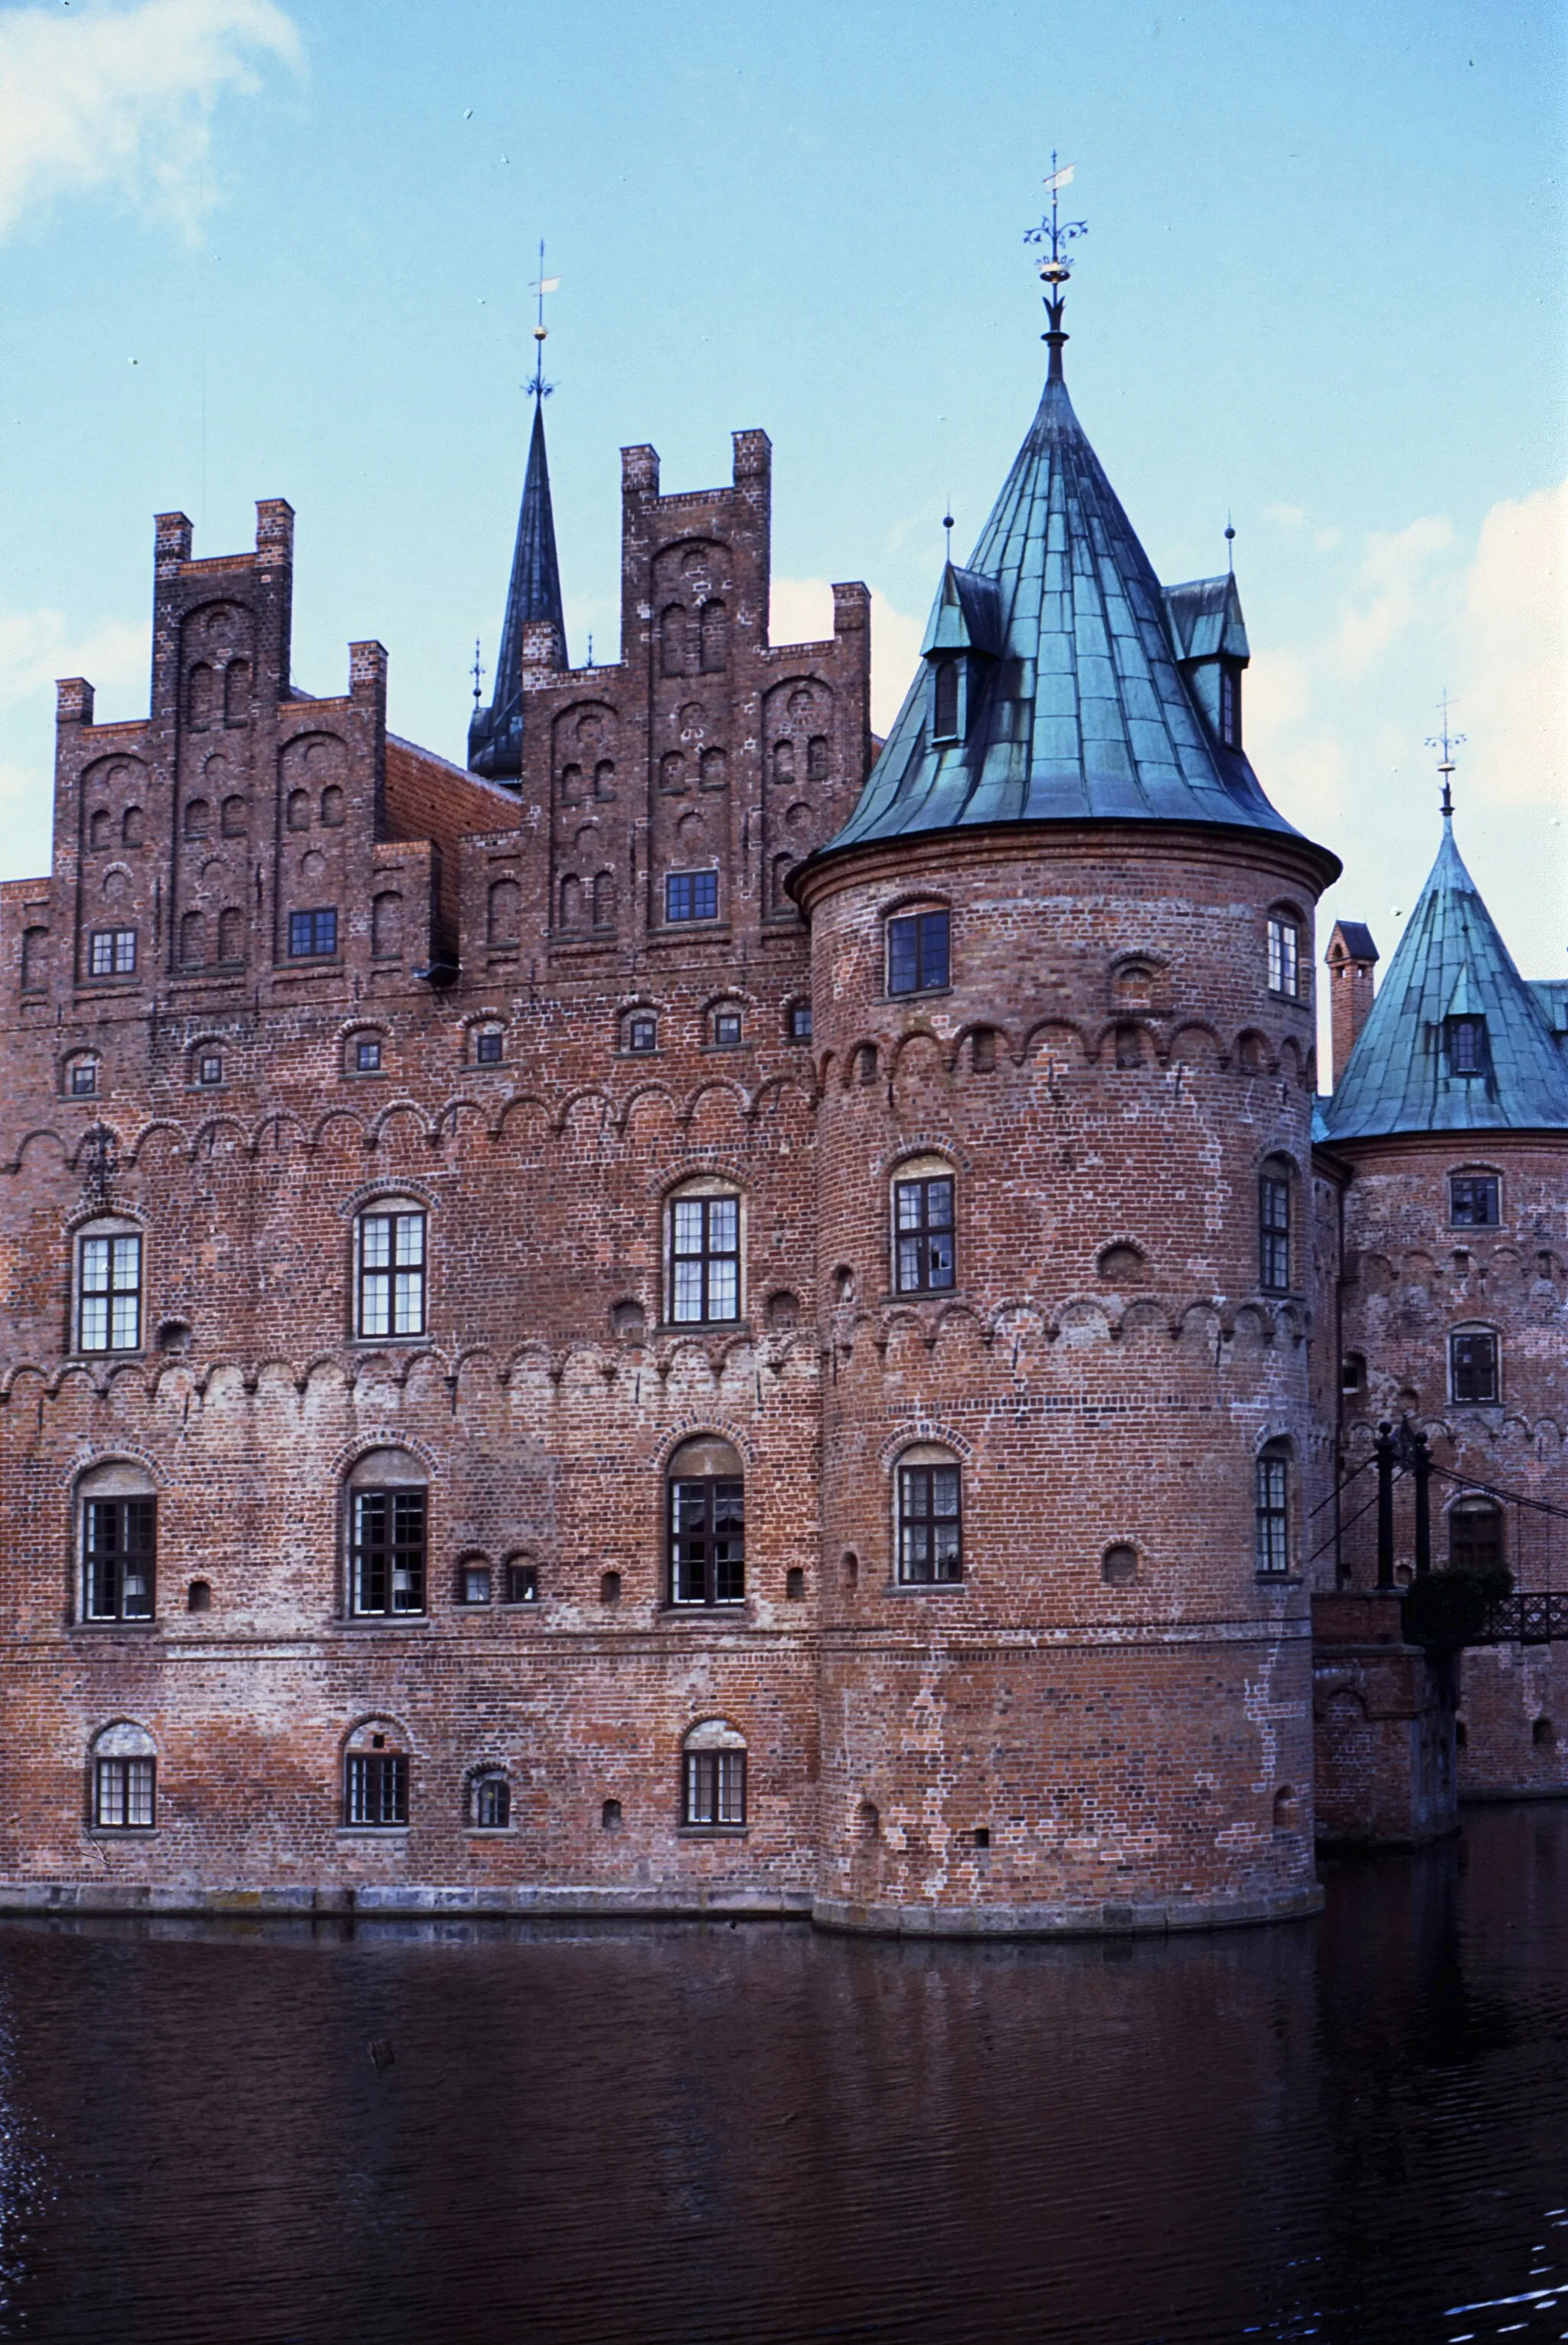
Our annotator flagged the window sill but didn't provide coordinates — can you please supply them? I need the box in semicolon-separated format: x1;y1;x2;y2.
678;1825;750;1840
74;1618;158;1632
466;1826;517;1838
341;1069;386;1081
335;1826;410;1839
340;1614;432;1628
662;1603;750;1620
347;1336;433;1351
655;1319;750;1339
885;1579;965;1594
86;1827;158;1840
880;986;952;1006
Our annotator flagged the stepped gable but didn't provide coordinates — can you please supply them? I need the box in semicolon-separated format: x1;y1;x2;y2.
1324;815;1568;1140
469;394;568;780
814;352;1328;864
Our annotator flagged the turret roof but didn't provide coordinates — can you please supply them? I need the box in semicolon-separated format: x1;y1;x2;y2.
469;395;566;782
818;364;1331;867
1322;819;1568;1140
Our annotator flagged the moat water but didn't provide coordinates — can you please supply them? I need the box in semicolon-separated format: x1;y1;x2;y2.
0;1808;1563;2343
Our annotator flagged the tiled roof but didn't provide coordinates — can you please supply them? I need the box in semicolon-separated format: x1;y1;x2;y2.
816;364;1333;867
1322;819;1568;1140
469;395;567;781
1328;919;1379;964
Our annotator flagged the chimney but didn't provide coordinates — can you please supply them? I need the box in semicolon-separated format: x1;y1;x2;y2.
1327;921;1379;1089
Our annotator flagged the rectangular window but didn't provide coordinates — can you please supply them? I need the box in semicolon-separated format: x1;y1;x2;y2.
70;1061;98;1097
345;1751;409;1825
475;1029;504;1065
898;1464;962;1585
887;910;950;996
895;1177;956;1293
1219;667;1240;748
505;1562;539;1604
472;1774;511;1829
1449;1175;1500;1228
683;1749;746;1827
627;1015;658;1055
88;929;137;979
357;1210;426;1338
788;1002;813;1042
288;908;338;958
1448;1019;1483;1076
351;1488;426;1615
94;1755;155;1828
78;1231;142;1353
1266;917;1299;999
1255;1454;1289;1575
197;1053;224;1087
1449;1505;1504;1574
669;1195;740;1324
665;871;718;924
83;1496;157;1621
355;1038;382;1073
1450;1332;1499;1405
712;1009;743;1047
1259;1176;1291;1293
670;1477;746;1605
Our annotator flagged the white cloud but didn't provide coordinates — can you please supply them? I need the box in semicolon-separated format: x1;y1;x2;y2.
1334;515;1455;676
769;577;923;738
1460;481;1568;814
0;606;149;710
0;0;301;238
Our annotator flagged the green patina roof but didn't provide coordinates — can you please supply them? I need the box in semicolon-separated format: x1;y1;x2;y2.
816;364;1332;864
1323;819;1568;1141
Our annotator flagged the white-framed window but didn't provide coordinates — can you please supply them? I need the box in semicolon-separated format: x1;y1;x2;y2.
91;1722;157;1829
1255;1441;1291;1575
668;1435;746;1606
345;1451;427;1617
666;1180;741;1325
681;1719;747;1827
354;1200;426;1339
1266;914;1301;999
79;1460;157;1622
88;928;137;980
895;1444;963;1585
77;1220;142;1353
893;1157;956;1294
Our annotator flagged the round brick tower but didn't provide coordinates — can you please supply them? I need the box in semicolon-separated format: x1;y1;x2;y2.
795;280;1340;1934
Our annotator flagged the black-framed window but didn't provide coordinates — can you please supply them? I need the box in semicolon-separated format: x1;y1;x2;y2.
475;1028;504;1065
895;1176;956;1293
665;871;718;924
94;1755;155;1828
196;1052;224;1088
470;1771;511;1830
505;1561;539;1604
712;1008;743;1047
1450;1330;1499;1405
1449;1173;1500;1227
288;907;338;958
88;929;136;979
669;1193;740;1324
83;1496;156;1621
78;1231;142;1352
1255;1446;1289;1576
1218;666;1241;748
887;909;949;996
626;1013;658;1054
69;1059;99;1097
1447;1018;1485;1077
669;1475;745;1606
1259;1171;1291;1292
787;1002;812;1042
897;1461;962;1585
345;1751;408;1825
683;1748;746;1827
932;659;960;742
1449;1501;1504;1574
350;1489;426;1615
1266;916;1300;999
457;1562;492;1605
354;1037;382;1074
356;1207;426;1338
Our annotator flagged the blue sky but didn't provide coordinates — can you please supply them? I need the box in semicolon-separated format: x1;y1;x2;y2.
1;0;1563;1025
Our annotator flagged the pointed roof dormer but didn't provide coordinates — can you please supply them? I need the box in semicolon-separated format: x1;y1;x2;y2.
469;393;567;783
1323;816;1568;1140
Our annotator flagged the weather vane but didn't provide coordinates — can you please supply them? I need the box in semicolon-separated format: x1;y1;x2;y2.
527;239;560;401
471;637;486;711
1425;689;1465;820
1024;154;1086;366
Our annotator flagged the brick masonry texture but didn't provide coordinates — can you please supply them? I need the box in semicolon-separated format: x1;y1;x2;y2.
0;430;1561;1932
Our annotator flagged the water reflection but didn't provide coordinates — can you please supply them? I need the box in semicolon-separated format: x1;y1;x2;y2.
0;1807;1563;2343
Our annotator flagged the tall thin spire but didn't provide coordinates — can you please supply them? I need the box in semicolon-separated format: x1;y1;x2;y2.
1025;155;1086;382
468;247;567;783
1426;689;1465;823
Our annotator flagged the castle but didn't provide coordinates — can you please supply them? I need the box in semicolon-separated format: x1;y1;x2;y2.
0;262;1563;1933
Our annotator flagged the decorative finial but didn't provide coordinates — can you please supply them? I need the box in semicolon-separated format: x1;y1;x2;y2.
471;637;485;711
527;239;560;402
942;503;955;564
586;631;594;668
1024;154;1086;380
1224;513;1236;574
1425;688;1465;822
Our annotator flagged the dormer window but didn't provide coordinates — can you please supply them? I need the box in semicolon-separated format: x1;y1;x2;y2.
932;659;961;743
1218;666;1241;749
1447;1016;1484;1077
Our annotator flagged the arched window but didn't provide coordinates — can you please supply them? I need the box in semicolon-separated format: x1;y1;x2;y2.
217;908;244;963
76;1217;142;1354
354;1198;426;1338
1449;1499;1504;1574
79;1460;157;1622
1259;1157;1293;1293
1255;1440;1291;1576
896;1446;962;1585
893;1157;956;1294
487;878;521;947
469;1768;512;1830
1450;1326;1500;1405
345;1452;426;1617
121;806;144;848
220;794;247;838
660;603;687;677
88;807;112;850
223;659;250;725
342;1719;410;1824
592;869;616;928
90;1722;157;1830
286;790;311;832
319;784;345;827
559;875;583;931
932;658;960;742
455;1555;492;1605
666;1181;741;1324
698;599;727;673
182;797;211;839
668;1436;745;1607
179;911;205;966
681;1719;746;1827
807;734;828;782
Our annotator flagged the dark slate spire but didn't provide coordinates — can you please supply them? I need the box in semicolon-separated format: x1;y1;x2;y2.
1323;815;1568;1141
815;342;1334;868
469;391;567;782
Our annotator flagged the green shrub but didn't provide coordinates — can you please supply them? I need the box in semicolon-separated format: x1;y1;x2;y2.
1402;1565;1514;1654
